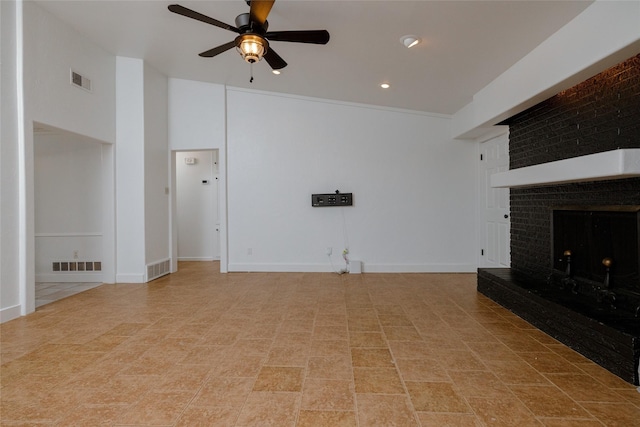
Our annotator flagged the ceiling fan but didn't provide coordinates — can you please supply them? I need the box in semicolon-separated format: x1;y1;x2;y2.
168;0;330;71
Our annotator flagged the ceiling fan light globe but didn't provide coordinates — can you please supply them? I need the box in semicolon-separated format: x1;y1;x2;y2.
235;34;268;63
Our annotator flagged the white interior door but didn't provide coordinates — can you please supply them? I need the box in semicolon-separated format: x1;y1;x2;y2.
479;133;510;267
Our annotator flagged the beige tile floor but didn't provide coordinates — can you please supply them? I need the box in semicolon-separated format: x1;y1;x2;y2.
36;282;103;308
1;261;639;426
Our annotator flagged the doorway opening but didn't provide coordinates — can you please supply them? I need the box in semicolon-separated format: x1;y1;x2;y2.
33;123;114;307
174;150;221;265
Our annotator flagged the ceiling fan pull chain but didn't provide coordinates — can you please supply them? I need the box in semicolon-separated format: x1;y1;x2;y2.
250;62;254;83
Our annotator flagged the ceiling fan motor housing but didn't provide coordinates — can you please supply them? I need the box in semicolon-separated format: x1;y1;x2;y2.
235;12;268;33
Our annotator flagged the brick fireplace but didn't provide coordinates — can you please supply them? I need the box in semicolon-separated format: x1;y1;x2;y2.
478;54;640;385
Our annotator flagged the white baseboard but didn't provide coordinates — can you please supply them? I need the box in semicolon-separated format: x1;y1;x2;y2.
228;263;477;273
177;257;217;261
115;273;146;283
1;305;21;323
362;263;477;273
228;263;333;273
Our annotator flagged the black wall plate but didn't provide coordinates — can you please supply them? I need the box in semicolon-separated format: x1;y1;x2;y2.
312;193;353;207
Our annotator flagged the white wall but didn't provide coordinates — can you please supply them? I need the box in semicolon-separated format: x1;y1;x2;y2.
116;58;170;282
1;1;116;321
115;57;146;282
143;64;170;267
176;151;219;261
1;0;22;322
23;1;115;143
168;78;227;271
34;132;103;282
226;89;478;272
22;0;116;310
168;79;226;151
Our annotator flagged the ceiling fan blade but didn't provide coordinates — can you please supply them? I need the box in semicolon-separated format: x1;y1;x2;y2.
263;48;287;70
199;41;236;58
265;30;330;44
249;0;275;27
168;4;239;33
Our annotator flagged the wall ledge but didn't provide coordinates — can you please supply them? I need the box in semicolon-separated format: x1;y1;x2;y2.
491;149;640;188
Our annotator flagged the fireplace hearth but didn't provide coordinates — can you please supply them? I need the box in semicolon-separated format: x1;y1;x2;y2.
478;268;639;385
479;207;640;385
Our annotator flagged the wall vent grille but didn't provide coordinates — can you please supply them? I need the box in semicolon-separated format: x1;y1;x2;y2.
52;261;101;272
70;69;92;92
146;259;170;282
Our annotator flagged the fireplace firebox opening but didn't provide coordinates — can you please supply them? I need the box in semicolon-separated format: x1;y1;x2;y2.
550;206;640;319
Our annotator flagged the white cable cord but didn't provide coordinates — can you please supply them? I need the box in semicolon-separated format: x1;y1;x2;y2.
326;205;351;275
341;206;350;271
341;206;350;250
328;253;347;274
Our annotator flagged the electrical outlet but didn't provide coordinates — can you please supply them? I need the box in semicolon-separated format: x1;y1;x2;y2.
326;247;333;256
73;250;79;259
247;248;253;255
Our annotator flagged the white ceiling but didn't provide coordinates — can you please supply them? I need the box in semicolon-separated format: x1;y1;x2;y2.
35;0;593;115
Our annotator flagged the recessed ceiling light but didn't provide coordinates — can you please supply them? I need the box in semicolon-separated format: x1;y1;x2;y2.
400;35;421;48
380;83;390;89
272;70;281;75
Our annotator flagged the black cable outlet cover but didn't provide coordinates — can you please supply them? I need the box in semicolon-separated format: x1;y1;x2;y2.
312;193;353;207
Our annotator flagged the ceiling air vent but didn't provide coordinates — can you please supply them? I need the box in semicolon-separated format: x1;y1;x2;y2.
70;69;92;92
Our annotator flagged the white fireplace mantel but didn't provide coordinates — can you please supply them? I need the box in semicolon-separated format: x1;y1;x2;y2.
491;149;640;188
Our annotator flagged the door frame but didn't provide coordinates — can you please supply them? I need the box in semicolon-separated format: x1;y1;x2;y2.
170;148;226;273
477;128;510;268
